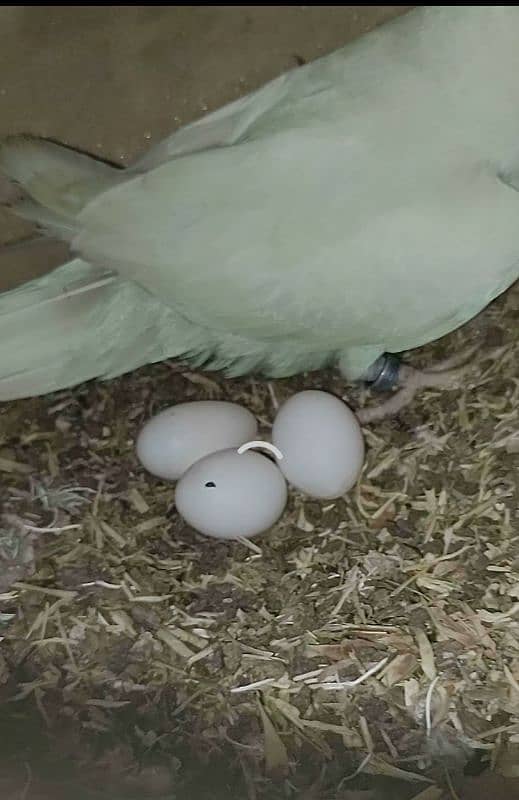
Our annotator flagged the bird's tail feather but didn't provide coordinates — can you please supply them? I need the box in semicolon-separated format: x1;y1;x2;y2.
0;257;214;401
0;258;118;399
0;136;119;239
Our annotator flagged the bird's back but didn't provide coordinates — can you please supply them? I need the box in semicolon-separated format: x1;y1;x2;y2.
74;6;519;356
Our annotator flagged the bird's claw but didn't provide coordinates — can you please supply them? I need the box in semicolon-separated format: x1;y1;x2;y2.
357;346;478;424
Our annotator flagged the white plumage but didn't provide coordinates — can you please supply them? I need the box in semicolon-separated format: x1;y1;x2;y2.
0;6;518;401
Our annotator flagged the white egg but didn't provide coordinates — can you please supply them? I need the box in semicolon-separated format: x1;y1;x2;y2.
175;448;287;539
136;401;257;481
272;390;364;499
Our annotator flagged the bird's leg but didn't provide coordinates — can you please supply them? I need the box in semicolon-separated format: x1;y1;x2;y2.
357;346;477;425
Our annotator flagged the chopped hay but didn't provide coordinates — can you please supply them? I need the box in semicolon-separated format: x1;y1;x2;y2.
0;282;518;798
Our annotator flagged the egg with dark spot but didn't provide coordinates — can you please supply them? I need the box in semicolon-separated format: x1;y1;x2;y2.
175;448;287;539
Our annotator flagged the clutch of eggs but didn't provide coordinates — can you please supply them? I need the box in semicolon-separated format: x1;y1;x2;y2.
136;392;365;539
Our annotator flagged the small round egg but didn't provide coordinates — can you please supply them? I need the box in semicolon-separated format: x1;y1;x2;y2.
136;401;257;481
272;390;364;499
175;448;287;539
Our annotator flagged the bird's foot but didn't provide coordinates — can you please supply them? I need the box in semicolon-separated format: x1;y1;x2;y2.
357;345;478;424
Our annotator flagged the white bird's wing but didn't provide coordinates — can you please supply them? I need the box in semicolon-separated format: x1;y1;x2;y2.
73;6;519;354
